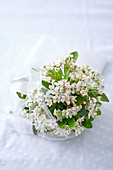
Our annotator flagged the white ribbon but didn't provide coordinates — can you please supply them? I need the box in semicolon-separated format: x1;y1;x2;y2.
27;71;55;120
42;103;55;120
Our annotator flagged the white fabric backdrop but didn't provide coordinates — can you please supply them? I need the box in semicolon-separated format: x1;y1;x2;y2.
0;0;113;170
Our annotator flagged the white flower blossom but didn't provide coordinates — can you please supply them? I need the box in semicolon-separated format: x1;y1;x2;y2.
55;67;60;72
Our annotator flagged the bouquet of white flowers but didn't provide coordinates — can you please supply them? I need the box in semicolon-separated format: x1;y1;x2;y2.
16;51;109;138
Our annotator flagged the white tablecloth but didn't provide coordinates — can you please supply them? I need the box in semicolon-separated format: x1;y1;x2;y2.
0;0;113;170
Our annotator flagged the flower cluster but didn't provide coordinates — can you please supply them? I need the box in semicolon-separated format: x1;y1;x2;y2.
17;51;109;138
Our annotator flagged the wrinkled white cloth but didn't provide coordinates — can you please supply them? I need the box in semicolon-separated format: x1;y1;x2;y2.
0;0;113;170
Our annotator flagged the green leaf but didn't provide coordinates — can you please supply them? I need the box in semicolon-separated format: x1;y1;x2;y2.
88;88;98;98
76;95;86;105
82;118;93;128
101;93;109;102
96;109;101;116
32;68;39;72
23;106;29;110
49;103;57;114
48;69;55;74
64;64;70;79
55;68;63;80
77;106;88;117
32;125;37;135
46;68;63;81
96;102;102;107
64;64;68;75
68;117;76;129
88;91;97;98
41;87;48;94
57;102;65;110
70;51;78;62
89;117;94;122
84;119;93;128
67;76;71;81
16;92;27;99
58;119;67;128
42;80;52;89
89;87;98;92
47;130;54;133
64;69;70;79
46;69;55;78
57;111;65;118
